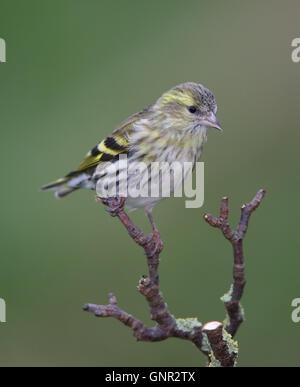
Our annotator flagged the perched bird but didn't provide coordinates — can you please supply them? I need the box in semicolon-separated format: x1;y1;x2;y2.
42;82;222;231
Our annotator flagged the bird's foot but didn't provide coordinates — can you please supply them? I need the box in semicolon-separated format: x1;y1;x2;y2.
96;196;126;217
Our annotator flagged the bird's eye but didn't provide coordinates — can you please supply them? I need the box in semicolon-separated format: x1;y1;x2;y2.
188;105;197;114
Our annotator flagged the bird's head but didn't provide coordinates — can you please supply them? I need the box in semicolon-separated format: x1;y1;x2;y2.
155;82;222;133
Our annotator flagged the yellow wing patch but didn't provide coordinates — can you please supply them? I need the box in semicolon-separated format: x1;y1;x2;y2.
98;140;119;156
75;134;129;172
76;152;104;172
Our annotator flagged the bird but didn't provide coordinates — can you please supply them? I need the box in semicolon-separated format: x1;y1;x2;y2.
42;82;222;234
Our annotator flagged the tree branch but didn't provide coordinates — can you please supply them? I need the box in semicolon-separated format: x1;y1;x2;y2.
204;189;266;336
83;189;266;366
83;293;167;342
202;321;238;367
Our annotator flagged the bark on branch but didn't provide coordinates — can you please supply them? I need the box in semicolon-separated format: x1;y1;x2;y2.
204;189;266;336
83;189;266;367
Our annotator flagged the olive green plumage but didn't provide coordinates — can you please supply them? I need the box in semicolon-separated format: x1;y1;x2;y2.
42;82;222;207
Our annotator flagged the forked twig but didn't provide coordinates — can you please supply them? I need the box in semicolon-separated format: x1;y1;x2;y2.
204;189;266;336
83;190;266;366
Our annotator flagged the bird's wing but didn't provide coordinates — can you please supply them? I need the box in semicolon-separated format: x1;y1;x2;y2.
41;131;129;193
70;104;153;174
74;133;129;172
41;105;153;194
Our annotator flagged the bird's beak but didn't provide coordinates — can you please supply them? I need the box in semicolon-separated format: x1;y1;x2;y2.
200;112;223;131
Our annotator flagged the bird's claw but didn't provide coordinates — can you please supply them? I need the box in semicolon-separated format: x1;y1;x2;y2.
96;196;126;217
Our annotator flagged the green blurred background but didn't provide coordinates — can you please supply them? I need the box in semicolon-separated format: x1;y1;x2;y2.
0;0;299;366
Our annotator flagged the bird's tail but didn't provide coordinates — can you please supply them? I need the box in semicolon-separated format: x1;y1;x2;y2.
41;175;80;198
